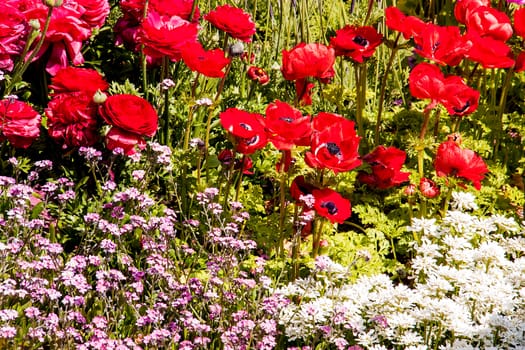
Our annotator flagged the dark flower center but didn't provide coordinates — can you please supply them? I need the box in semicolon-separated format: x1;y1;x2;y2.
353;36;369;47
326;142;342;156
245;135;259;145
432;41;441;52
279;116;294;123
453;101;470;114
321;201;338;215
239;123;253;131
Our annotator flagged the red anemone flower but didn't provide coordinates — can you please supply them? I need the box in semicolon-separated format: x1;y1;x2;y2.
514;7;525;39
413;24;471;66
305;112;362;173
204;4;256;42
434;140;489;190
385;6;426;39
439;76;480;117
263;100;312;150
515;51;525;72
463;31;515;69
247;66;270;85
454;0;490;24
419;177;440;198
330;25;383;63
290;175;319;205
357;146;410;189
408;62;445;106
219;108;267;155
281;43;335;81
312;188;351;224
181;42;230;78
465;6;513;42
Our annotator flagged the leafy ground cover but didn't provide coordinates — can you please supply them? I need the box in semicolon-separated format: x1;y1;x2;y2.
0;0;525;349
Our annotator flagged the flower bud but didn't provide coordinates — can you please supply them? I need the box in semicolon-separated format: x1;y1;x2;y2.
92;90;107;104
44;0;63;7
29;19;41;31
228;42;244;57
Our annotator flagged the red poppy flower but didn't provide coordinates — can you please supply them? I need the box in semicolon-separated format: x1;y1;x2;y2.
312;188;351;224
408;63;445;105
385;6;426;39
357;146;410;189
465;6;513;42
413;24;471;66
419;177;440;198
45;92;100;148
105;127;146;155
138;10;199;61
204;4;256;42
330;25;383;63
0;98;41;148
434;140;489;190
304;112;362;173
247;66;270;85
49;66;109;96
439;76;480;116
181;42;230;78
263;100;312;150
464;31;515;68
98;94;158;137
281;43;335;81
454;0;490;24
219;108;267;155
514;7;525;39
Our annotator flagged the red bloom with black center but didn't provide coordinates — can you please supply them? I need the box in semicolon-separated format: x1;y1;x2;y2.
263;100;312;150
247;66;270;85
312;188;351;224
413;24;471;66
357;146;410;189
305;112;362;173
219;108;267;155
463;31;515;68
181;42;230;78
419;177;440;198
439;76;480;117
434;140;489;190
330;25;383;63
204;4;256;42
290;175;319;205
385;6;426;39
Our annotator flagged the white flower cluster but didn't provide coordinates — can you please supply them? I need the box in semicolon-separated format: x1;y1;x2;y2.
274;192;525;349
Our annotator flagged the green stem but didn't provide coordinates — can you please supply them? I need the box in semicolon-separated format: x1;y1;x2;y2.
493;69;513;160
5;6;54;96
277;161;288;258
417;105;433;178
234;155;247;202
311;217;325;258
441;185;454;218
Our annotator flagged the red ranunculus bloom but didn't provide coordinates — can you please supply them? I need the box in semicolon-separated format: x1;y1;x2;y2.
434;140;489;190
76;0;110;29
281;43;335;81
247;66;270;85
138;10;199;61
0;98;41;148
312;188;351;224
357;146;410;189
45;92;100;148
454;0;490;24
219;108;267;155
413;24;471;66
151;0;200;22
263;100;312;150
181;42;230;78
385;6;426;39
419;177;440;198
204;4;256;42
330;25;383;63
305;112;362;173
0;3;28;72
464;31;515;68
98;94;158;137
408;62;445;105
21;2;92;75
49;66;109;96
105;127;146;155
465;6;513;42
439;76;480;116
514;7;525;39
